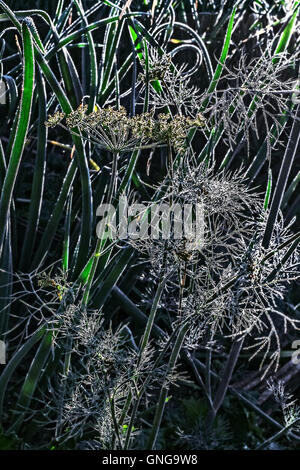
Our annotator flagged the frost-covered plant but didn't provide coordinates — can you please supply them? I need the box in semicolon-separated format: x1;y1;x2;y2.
26;303;168;449
201;45;300;156
129;151;300;383
267;379;300;433
139;49;204;117
255;379;300;449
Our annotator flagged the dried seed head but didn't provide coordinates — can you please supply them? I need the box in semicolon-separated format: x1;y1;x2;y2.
45;105;205;154
45;111;66;128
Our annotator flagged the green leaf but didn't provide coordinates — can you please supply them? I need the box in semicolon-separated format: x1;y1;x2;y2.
9;330;53;433
281;171;300;209
73;0;98;112
0;19;35;257
62;191;73;273
100;15;125;101
264;168;272;211
274;1;299;58
90;247;134;308
19;68;47;271
206;6;236;96
262;104;300;248
31;159;77;270
0;326;46;419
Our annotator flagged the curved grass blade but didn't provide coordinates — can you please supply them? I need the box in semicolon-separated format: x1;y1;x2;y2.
111;286;164;339
2;75;18;120
207;6;236;96
34;50;92;278
0;325;46;419
8;330;53;434
0;19;35;258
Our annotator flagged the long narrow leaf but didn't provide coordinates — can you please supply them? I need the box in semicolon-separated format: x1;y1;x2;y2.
0;19;35;258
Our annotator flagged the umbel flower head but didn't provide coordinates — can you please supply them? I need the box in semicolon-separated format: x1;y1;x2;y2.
45;105;205;154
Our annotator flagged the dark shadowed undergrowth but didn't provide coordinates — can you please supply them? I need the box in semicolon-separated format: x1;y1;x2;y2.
0;0;299;450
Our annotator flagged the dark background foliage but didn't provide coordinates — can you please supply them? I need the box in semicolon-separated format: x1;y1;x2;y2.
0;0;299;450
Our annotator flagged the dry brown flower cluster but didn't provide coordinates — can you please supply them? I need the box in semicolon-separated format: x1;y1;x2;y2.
46;105;205;154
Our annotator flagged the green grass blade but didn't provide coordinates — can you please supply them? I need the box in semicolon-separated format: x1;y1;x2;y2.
2;75;18;120
34;52;92;277
0;325;46;419
19;68;47;271
74;0;98;112
90;247;134;309
207;6;236;95
274;1;299;58
62;191;73;273
281;171;300;210
0;222;12;337
0;19;35;257
266;234;300;283
0;138;6;183
264;168;273;211
9;330;53;433
100;16;125;101
31;159;77;270
262;104;300;248
187;6;236;145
